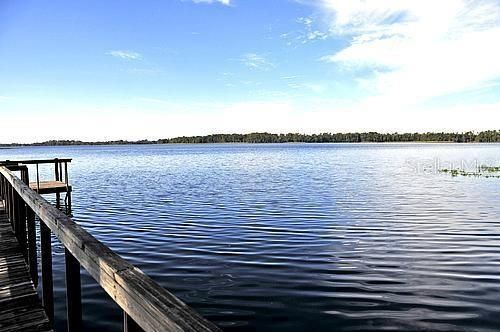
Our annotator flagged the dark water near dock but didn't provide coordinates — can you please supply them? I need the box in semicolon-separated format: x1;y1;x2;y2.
2;143;500;331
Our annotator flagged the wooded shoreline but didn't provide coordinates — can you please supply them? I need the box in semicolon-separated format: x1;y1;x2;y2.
2;130;499;146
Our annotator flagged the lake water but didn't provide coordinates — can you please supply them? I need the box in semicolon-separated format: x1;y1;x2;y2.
1;143;500;331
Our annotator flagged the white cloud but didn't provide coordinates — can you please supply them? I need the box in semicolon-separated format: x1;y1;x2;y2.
191;0;230;5
107;50;142;60
0;96;9;102
319;0;500;107
240;53;275;70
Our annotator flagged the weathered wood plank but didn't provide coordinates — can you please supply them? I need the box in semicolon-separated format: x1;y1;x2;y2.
0;202;52;332
29;181;72;195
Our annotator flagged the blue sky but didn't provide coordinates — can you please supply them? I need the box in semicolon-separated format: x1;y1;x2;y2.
1;0;499;142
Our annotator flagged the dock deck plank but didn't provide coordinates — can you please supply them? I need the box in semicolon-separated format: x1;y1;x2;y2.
0;202;52;332
29;181;71;195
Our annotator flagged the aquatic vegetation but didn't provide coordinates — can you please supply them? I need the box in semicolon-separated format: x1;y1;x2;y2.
440;165;500;178
480;165;500;173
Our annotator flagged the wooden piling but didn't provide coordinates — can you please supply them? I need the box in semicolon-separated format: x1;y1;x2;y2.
65;248;83;332
40;221;55;324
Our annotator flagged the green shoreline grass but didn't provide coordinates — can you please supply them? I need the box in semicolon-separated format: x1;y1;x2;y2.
440;165;500;178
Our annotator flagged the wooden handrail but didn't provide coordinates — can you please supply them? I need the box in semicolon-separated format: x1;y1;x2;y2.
0;166;220;332
0;158;72;165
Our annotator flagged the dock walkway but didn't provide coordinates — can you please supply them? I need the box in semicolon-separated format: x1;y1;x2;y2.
0;160;219;332
0;202;52;332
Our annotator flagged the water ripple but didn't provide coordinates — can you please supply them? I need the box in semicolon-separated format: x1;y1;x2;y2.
1;143;500;331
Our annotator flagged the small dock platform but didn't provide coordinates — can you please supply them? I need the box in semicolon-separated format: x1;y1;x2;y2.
0;158;73;213
29;181;72;195
0;202;52;332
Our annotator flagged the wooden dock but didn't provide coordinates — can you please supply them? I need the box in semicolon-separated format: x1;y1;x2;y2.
0;159;73;214
0;202;52;332
0;159;220;332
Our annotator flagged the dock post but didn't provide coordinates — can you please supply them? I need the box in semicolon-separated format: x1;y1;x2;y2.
65;248;83;332
26;207;38;286
41;222;55;323
67;190;72;215
11;188;17;234
64;161;71;214
14;190;28;260
19;196;27;260
9;186;14;228
20;167;38;285
55;160;61;208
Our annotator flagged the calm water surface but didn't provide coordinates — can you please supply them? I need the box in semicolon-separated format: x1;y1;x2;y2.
1;143;500;331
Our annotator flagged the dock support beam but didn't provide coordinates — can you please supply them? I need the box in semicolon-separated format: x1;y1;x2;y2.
41;222;54;323
20;168;38;286
65;248;83;332
55;160;61;208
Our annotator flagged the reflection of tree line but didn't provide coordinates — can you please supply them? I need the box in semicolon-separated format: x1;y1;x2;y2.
3;130;499;146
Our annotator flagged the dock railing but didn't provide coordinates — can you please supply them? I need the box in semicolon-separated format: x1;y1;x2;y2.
0;164;220;332
0;158;72;211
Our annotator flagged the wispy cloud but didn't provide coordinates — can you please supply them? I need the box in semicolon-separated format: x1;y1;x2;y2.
107;50;142;60
0;96;9;102
240;53;275;70
281;16;329;46
318;0;500;106
297;16;329;42
190;0;231;5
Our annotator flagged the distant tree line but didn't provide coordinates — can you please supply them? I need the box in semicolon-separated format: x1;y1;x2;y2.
159;130;500;144
1;130;499;146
